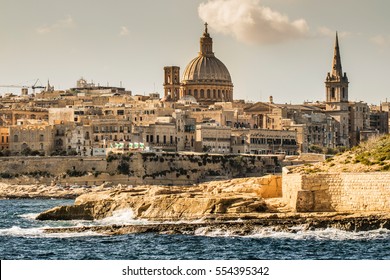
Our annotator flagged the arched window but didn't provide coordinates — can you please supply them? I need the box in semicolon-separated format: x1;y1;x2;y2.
200;89;204;98
194;89;198;98
13;135;18;142
207;89;211;98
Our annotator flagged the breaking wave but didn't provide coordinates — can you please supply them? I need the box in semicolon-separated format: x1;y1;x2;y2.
0;226;103;238
95;209;150;226
194;225;390;241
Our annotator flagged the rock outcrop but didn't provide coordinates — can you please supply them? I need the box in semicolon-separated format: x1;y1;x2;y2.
36;175;283;221
0;183;94;199
42;212;390;235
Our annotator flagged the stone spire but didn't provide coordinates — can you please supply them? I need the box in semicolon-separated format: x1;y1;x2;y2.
200;22;214;57
331;32;343;78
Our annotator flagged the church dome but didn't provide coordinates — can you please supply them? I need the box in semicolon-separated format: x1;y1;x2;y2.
177;23;233;104
181;23;232;87
182;55;232;84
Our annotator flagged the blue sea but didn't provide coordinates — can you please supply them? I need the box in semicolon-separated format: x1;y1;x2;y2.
1;199;390;260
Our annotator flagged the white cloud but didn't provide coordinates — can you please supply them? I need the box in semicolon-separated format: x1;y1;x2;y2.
36;15;75;34
370;35;390;47
119;26;129;36
198;0;309;45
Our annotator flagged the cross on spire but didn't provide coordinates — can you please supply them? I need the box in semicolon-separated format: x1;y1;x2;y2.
204;22;208;34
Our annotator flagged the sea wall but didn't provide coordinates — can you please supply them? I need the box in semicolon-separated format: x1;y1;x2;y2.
282;167;390;212
0;153;280;186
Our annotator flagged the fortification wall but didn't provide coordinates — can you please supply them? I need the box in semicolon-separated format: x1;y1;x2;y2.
283;168;390;212
0;153;280;186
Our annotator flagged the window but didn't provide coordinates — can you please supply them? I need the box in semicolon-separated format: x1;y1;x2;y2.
13;135;18;142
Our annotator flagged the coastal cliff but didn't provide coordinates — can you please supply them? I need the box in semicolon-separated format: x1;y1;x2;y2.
36;175;283;221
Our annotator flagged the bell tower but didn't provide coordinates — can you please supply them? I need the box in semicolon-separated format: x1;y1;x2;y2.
325;32;349;104
163;66;180;101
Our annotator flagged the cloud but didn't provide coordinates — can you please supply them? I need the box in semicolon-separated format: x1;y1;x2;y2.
119;26;129;36
198;0;309;45
36;15;75;34
370;35;390;47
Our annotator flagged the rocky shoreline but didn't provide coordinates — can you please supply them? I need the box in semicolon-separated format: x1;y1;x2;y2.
42;213;390;235
0;182;113;199
3;177;390;236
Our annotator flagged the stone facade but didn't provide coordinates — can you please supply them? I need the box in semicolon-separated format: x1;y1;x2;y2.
282;168;390;212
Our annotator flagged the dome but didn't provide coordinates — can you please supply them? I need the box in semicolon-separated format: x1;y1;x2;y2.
182;55;232;84
177;94;198;105
175;23;234;104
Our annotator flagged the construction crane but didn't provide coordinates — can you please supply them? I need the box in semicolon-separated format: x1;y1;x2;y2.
0;79;46;95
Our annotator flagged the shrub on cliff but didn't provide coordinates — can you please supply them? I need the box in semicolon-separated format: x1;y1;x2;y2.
106;153;119;162
66;170;87;177
117;160;130;175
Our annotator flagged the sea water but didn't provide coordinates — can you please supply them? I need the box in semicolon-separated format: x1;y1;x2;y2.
1;199;390;260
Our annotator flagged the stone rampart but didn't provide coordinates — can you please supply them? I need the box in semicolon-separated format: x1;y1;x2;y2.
0;153;280;186
282;167;390;212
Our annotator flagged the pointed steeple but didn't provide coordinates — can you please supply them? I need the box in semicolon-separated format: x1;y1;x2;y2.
200;22;214;57
325;32;349;103
331;32;343;78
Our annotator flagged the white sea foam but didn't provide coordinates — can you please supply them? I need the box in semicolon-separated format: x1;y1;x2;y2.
194;225;390;240
0;225;104;238
19;213;39;220
194;227;235;237
0;226;44;237
95;209;150;226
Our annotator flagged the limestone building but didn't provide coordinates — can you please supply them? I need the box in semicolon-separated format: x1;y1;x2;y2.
9;120;54;155
164;23;233;105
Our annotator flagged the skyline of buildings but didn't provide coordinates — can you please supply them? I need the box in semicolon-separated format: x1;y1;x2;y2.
0;23;389;159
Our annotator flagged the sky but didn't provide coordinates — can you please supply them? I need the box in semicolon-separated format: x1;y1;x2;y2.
0;0;389;105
